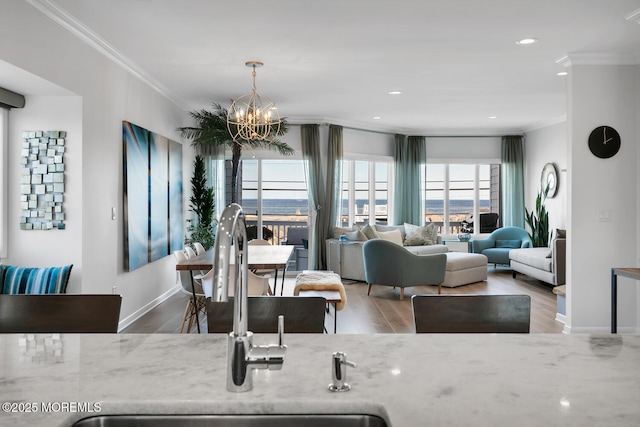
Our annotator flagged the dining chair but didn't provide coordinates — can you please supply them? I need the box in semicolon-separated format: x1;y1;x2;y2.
174;250;206;333
248;239;276;295
411;294;531;333
184;246;197;259
199;267;272;299
193;242;206;256
0;294;122;333
206;296;326;333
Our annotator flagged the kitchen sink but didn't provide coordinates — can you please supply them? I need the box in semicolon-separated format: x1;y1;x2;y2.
71;414;388;426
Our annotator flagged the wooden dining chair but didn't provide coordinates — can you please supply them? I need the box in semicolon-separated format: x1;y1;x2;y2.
206;296;326;333
411;294;531;333
0;294;122;333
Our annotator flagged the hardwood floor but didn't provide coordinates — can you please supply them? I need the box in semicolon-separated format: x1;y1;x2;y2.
122;267;565;334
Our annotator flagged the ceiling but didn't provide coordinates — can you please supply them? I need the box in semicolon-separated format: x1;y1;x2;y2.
20;0;640;135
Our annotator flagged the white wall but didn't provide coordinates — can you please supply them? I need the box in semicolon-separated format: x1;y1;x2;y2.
567;63;638;333
7;96;83;292
524;122;568;232
0;2;194;327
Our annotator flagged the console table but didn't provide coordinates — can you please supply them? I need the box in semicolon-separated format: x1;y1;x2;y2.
610;267;640;333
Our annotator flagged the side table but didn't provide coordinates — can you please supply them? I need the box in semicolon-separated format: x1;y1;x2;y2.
444;239;472;253
611;267;640;333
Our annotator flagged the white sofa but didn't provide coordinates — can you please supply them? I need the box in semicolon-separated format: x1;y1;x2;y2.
509;234;566;287
326;224;448;282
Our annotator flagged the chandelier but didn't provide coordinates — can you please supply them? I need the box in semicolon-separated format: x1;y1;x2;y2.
227;61;281;142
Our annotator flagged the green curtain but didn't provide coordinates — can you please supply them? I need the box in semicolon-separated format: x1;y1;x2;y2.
301;124;327;270
501;135;525;228
393;134;426;225
325;124;343;240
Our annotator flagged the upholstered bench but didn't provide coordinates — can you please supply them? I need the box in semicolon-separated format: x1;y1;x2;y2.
442;252;488;288
294;271;346;333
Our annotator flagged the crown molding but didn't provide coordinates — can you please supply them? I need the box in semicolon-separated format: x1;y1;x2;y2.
25;0;192;111
557;53;640;67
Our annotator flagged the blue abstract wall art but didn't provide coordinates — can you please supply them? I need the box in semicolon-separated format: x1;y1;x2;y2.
123;121;183;272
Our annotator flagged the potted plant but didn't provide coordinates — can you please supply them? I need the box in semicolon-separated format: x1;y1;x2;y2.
525;184;550;247
184;155;216;250
177;103;293;204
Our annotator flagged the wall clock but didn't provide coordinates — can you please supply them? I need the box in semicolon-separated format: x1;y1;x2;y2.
540;163;558;198
588;125;620;159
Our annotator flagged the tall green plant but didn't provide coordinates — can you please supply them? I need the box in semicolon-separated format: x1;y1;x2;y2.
525;184;550;247
185;155;216;250
177;103;293;204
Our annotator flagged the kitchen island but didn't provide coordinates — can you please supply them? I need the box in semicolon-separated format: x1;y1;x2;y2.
1;333;638;426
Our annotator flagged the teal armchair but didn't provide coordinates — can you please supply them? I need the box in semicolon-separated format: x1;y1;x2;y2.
471;226;532;267
363;239;447;300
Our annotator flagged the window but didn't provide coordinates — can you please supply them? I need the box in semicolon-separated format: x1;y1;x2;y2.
341;159;392;226
0;108;7;258
425;163;499;235
241;159;307;244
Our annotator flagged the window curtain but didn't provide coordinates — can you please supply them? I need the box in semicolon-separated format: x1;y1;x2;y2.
301;124;327;270
501;135;525;228
393;134;426;225
198;143;225;223
325;124;343;239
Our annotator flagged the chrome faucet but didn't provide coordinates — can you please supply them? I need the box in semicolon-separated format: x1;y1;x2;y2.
212;203;286;392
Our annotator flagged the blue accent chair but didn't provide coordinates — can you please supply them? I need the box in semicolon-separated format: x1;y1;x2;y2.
471;227;532;267
363;239;447;300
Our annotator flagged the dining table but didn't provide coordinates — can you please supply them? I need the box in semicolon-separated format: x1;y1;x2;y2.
176;245;295;332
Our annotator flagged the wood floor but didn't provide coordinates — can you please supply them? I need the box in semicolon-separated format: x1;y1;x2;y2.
122;267;565;334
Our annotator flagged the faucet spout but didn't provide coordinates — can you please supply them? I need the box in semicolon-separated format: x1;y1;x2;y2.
212;203;249;336
212;203;286;392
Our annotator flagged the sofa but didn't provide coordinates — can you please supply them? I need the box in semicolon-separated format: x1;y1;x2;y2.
326;223;448;282
471;226;532;266
509;230;566;287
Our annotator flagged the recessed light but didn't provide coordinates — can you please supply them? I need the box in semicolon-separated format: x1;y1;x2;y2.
488;116;497;119
388;90;403;95
372;116;381;120
557;71;568;76
516;38;538;45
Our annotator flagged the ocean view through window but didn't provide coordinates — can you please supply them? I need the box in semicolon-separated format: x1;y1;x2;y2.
241;159;308;244
425;163;499;234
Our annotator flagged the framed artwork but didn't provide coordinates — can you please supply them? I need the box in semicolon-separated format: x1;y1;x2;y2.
123;121;183;272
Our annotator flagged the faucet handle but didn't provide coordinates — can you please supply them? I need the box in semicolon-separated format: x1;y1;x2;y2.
278;315;286;348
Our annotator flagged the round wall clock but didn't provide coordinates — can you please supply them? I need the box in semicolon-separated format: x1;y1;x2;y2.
588;125;620;159
540;162;558;198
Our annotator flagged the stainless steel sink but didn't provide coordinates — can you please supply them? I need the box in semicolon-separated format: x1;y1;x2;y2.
71;414;388;426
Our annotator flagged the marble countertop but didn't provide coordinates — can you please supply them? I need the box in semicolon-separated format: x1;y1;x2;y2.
1;333;639;426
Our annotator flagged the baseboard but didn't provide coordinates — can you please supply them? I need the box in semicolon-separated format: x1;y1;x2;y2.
555;313;566;325
563;324;630;334
118;285;181;332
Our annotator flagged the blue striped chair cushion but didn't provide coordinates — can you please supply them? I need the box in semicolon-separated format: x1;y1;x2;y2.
0;265;73;294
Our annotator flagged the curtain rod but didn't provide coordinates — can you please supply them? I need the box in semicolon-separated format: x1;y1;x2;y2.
312;123;520;138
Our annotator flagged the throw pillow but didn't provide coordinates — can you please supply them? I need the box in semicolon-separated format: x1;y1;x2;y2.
403;223;437;246
495;239;521;248
346;229;368;241
375;224;406;240
361;223;379;240
0;264;73;294
555;229;566;238
377;229;404;246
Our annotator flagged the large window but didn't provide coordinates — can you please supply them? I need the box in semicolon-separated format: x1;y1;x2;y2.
241;159;307;244
424;163;499;235
341;159;392;226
